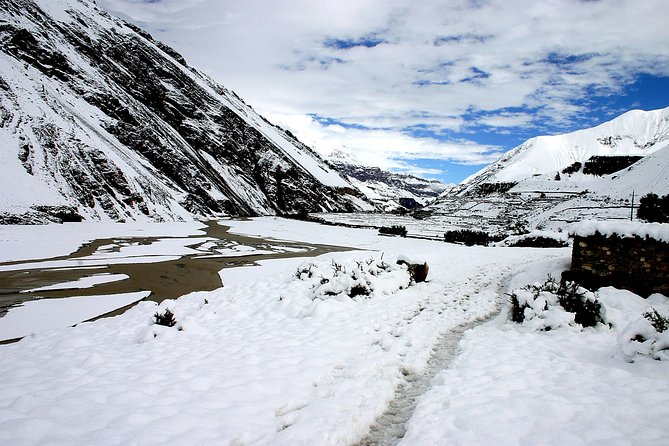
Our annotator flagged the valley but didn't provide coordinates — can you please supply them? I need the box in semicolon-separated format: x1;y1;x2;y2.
0;1;668;445
0;220;349;341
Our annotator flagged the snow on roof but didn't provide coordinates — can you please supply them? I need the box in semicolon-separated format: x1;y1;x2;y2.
570;220;669;242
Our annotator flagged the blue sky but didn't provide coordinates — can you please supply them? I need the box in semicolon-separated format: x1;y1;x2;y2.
100;0;669;184
411;73;669;182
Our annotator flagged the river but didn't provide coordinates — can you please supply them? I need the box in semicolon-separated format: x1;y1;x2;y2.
0;220;350;337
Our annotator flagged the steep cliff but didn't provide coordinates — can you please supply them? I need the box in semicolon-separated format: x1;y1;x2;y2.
0;0;369;223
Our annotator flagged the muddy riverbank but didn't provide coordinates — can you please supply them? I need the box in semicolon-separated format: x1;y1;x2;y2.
0;220;351;330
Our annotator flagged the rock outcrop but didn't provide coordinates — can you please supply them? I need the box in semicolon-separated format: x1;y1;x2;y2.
0;0;370;223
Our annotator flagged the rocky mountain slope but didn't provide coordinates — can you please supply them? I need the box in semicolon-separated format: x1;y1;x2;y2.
0;0;371;224
326;151;449;211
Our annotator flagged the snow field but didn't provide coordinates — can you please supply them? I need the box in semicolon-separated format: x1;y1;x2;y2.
0;218;561;445
3;218;665;445
0;291;150;341
20;273;130;293
0;221;206;263
0;219;326;342
401;319;669;445
401;265;669;446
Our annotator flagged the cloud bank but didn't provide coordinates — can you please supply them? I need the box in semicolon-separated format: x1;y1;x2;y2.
99;0;669;180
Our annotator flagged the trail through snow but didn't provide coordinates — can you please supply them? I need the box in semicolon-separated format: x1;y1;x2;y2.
357;319;484;446
356;270;516;446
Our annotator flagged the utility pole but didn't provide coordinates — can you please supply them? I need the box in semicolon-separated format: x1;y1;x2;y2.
630;190;635;221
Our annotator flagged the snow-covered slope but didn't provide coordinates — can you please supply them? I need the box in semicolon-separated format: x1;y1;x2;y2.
510;143;669;199
422;108;669;234
590;143;669;198
0;0;369;223
451;107;669;197
526;143;669;227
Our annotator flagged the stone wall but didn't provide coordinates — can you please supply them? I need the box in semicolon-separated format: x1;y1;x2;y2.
563;232;669;297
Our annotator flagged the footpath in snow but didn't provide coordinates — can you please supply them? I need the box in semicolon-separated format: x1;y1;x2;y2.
0;217;667;445
400;255;669;445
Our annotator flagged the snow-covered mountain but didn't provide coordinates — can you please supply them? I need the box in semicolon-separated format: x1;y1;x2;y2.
326;151;449;211
0;0;372;224
427;107;669;233
449;107;669;197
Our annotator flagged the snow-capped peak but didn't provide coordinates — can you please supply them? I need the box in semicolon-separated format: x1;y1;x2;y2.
465;106;669;187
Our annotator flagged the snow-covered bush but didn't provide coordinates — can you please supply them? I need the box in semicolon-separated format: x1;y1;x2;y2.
645;308;669;332
618;308;669;362
153;308;177;327
508;276;604;331
294;255;411;301
558;281;604;327
378;225;408;237
508;275;570;330
444;229;501;246
504;232;569;248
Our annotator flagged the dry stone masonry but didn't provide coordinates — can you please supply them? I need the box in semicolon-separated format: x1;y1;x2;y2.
565;222;669;297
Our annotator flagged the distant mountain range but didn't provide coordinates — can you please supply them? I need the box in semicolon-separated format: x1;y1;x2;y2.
3;1;664;228
0;0;384;223
326;151;449;211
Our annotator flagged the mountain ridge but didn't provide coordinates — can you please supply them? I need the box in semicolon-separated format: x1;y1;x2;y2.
0;0;372;224
327;158;449;211
450;106;669;197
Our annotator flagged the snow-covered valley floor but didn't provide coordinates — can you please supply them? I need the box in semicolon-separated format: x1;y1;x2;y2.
0;218;667;445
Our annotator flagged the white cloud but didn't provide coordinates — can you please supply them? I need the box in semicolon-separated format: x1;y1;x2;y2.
265;112;503;168
98;0;669;177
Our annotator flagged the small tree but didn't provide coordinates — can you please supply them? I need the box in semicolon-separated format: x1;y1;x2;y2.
509;219;530;235
557;282;604;327
644;308;669;333
637;193;669;223
508;291;528;323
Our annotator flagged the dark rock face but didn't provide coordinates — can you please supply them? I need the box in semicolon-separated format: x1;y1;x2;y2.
398;197;419;209
470;182;518;197
0;0;366;223
582;156;644;176
328;160;448;202
0;206;82;224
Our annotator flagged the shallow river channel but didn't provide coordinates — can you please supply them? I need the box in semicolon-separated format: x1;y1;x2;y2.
0;221;349;333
